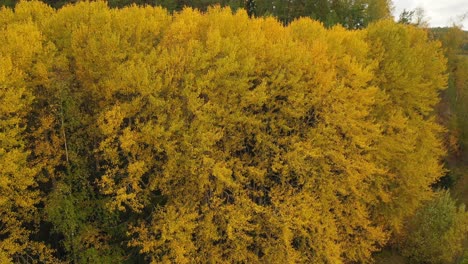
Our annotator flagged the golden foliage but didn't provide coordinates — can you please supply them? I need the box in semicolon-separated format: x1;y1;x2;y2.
0;2;448;263
0;3;56;260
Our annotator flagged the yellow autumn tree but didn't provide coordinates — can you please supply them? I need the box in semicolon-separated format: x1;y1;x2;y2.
35;2;144;261
2;2;130;262
99;7;389;263
0;3;56;261
365;20;447;232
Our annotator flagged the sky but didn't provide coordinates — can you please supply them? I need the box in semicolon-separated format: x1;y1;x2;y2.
392;0;468;29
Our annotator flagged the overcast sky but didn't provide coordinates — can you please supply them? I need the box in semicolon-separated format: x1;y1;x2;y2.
392;0;468;29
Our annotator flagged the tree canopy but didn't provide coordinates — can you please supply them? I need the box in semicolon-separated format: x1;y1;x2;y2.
1;0;394;28
0;1;451;263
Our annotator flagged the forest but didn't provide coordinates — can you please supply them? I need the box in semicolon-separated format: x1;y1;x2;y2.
0;0;467;263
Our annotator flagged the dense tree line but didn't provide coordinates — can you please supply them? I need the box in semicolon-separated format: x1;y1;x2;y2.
0;1;466;263
0;0;392;28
